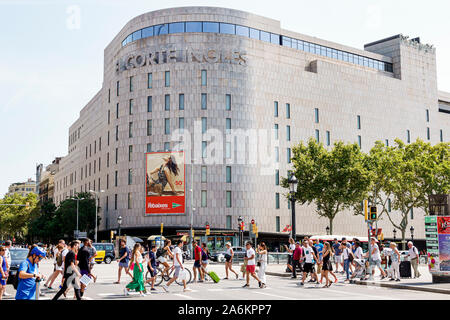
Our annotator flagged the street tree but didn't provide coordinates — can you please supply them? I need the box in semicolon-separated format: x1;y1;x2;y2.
283;138;372;234
0;193;37;241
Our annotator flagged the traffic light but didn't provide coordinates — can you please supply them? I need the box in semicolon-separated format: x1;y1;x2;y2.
370;206;377;220
251;219;256;233
160;223;164;234
206;224;210;236
364;200;368;221
240;221;245;231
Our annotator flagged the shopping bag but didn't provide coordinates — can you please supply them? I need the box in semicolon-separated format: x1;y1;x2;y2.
178;269;187;280
80;274;92;287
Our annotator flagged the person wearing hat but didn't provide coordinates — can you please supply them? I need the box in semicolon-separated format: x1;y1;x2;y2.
15;246;46;300
388;242;401;281
223;242;238;280
147;155;180;196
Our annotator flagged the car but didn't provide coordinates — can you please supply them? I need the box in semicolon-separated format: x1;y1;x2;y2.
92;243;115;264
210;246;246;262
6;248;29;289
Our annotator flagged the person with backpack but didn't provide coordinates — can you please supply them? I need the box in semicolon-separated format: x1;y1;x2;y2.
223;242;238;280
192;241;204;283
256;242;268;288
200;243;210;277
15;247;46;300
341;238;354;282
52;241;82;300
407;241;421;278
298;239;320;286
44;242;65;290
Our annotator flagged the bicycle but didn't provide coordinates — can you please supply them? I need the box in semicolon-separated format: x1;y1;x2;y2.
145;262;193;286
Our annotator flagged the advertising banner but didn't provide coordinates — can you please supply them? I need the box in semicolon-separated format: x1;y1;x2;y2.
438;234;450;271
145;151;185;215
437;217;450;234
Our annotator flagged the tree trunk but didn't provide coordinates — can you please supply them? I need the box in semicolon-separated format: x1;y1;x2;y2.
401;229;406;250
329;218;333;235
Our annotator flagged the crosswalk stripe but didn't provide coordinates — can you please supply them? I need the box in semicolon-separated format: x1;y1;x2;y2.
173;293;195;300
253;291;296;300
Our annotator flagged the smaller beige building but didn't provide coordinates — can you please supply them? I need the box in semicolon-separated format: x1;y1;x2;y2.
38;157;62;203
6;178;36;198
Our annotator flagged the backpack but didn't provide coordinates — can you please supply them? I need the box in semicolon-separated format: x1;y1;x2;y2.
156;248;163;258
13;260;32;290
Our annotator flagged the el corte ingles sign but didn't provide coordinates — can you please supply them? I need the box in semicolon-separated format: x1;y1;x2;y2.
116;47;247;74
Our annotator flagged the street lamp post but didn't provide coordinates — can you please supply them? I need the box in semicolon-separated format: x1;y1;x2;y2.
288;174;298;241
89;189;105;242
238;216;243;247
189;158;196;258
69;197;84;239
410;226;415;241
326;226;330;235
393;229;397;241
117;215;122;237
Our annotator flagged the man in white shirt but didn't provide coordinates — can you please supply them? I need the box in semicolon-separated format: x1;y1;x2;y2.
406;241;421;278
162;240;191;292
242;241;262;288
298;239;319;286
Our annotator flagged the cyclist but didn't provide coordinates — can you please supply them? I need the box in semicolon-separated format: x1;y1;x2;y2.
157;240;174;278
15;246;46;300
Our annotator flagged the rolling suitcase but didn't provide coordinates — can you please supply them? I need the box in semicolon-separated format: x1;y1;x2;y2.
208;271;220;283
399;261;412;278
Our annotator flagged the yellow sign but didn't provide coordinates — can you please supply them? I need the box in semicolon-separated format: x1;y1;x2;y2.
255;226;258;238
206;227;210;236
192;229;195;239
160;223;164;234
364;200;368;221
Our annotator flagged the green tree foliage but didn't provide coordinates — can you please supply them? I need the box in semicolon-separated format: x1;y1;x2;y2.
0;193;37;241
283;138;372;234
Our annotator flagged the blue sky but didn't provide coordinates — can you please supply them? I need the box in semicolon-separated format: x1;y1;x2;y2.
0;0;449;197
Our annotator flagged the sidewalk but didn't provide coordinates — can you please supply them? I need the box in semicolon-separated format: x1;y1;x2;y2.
264;264;450;295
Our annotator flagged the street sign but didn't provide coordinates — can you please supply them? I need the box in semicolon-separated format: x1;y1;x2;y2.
74;230;87;238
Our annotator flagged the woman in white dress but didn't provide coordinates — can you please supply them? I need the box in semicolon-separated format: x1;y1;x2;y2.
256;242;268;288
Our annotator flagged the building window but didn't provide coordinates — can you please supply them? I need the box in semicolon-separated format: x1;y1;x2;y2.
274;101;278;117
315;129;320;142
201;166;207;182
108;110;110;124
99;137;102;151
116;80;119;96
165;71;170;87
201;190;207;207
440;129;443;142
201;69;207;86
115;147;118;164
147;72;152;89
114;170;118;187
226;118;231;134
358;135;362;148
179;117;185;133
116;103;119;119
276;216;280;232
106;174;109;189
114;194;118;210
147;120;152;136
115;125;119;141
226;166;231;183
128;145;132;161
108;88;110;103
275;193;280;209
407;130;411;143
165;94;170;111
315;108;319;123
147;96;152;112
226;94;231;110
226;215;232;229
128;193;132;209
357;115;361;129
226;191;232;208
275;124;279;140
202;141;207;158
275;147;279;162
129;99;133;115
427;127;430;140
426;109;429;122
129;122;133;138
105;196;109;212
326;131;330;146
165;118;170;135
179;94;184;110
147;143;152;152
107;131;110;146
128;169;132;185
410;208;414;220
202;117;207;133
286;125;291;141
201;93;207;109
287;148;291;163
129;76;133;92
286;103;290;119
164;142;170;151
